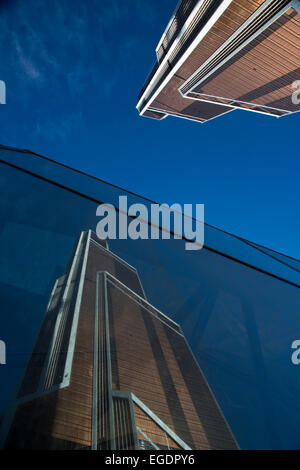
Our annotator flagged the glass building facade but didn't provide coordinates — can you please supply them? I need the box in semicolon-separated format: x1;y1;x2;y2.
0;145;299;449
1;230;237;450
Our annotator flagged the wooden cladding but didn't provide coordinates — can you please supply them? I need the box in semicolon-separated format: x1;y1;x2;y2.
191;8;300;112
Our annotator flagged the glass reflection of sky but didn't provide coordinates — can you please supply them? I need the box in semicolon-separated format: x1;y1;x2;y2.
0;156;300;450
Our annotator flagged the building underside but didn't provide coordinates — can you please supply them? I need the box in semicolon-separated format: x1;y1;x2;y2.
137;0;300;123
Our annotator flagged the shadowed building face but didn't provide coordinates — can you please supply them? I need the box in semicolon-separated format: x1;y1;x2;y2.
137;0;300;123
1;231;237;450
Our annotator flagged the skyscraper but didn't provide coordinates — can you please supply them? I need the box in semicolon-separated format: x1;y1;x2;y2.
137;0;300;123
1;230;238;450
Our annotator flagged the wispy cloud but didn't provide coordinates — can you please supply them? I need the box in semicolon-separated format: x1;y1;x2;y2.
0;0;165;140
13;35;42;80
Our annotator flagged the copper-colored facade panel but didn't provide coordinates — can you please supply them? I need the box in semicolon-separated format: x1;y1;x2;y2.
1;231;238;450
177;0;265;81
150;75;231;121
137;0;300;123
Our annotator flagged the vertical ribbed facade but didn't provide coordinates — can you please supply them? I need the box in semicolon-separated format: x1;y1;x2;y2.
1;231;238;450
137;0;300;122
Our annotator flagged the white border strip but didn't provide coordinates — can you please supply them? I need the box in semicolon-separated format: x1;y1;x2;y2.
181;333;239;448
179;0;292;96
187;92;291;113
137;0;233;114
62;230;91;386
38;233;85;391
90;237;136;273
105;271;182;333
184;93;290;117
149;106;205;122
153;0;210;72
291;0;300;13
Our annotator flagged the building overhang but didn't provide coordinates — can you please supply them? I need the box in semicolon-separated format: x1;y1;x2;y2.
137;0;300;123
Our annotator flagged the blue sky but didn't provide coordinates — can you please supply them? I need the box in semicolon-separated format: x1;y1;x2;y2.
0;0;299;258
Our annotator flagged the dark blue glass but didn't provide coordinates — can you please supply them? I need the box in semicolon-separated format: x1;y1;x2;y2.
0;147;299;449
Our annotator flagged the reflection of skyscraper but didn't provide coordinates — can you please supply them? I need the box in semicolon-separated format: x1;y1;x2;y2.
1;231;237;450
137;0;300;123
